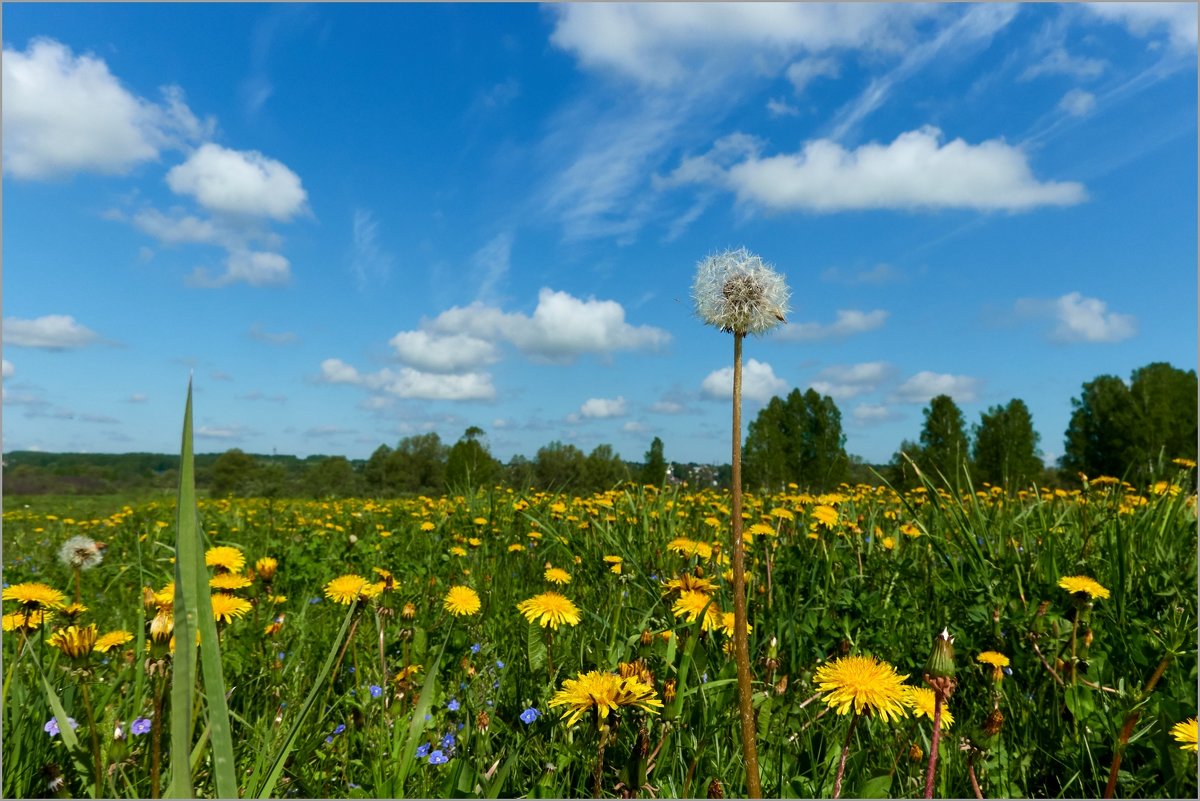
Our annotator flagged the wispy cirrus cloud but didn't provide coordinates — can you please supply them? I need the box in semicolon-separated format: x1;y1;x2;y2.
777;310;888;342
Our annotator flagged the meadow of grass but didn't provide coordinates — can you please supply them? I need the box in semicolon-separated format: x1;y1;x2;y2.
3;460;1197;798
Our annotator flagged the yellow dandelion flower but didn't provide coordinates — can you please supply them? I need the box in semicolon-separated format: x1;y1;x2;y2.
152;583;175;610
1058;575;1110;600
59;602;89;620
94;630;134;653
882;536;896;550
2;582;67;610
255;557;278;581
811;505;839;528
718;611;751;637
517;592;582;629
667;538;713;559
420;521;436;532
149;610;174;643
508;543;526;552
814;654;910;722
1170;718;1198;752
472;517;488;526
1171;458;1196;469
48;624;99;659
450;545;468;557
902;686;953;729
671;591;721;630
3;610;53;632
210;593;252;624
747;522;775;538
544;567;572;585
210;573;253;591
205;546;245;573
443;585;482;616
977;651;1010;681
548;670;663;728
661;573;719;596
769;507;794;521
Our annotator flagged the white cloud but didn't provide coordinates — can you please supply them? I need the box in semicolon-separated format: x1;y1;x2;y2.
2;360;12;379
470;232;513;302
167;143;307;221
621;421;648;434
701;358;787;402
1058;89;1096;117
127;393;148;403
4;315;101;349
650;400;686;415
1052;292;1137;343
852;403;903;425
388;330;499;373
809;362;895;399
777;309;888;341
248;324;297;345
188;250;291;288
196;425;246;440
430;288;670;364
350;208;393;289
580;396;628;419
2;38;211;179
132;208;223;246
892;371;982;404
673;126;1086;213
786;55;840;93
766;98;800;117
318;357;494;401
1021;47;1106;81
549;4;932;87
1082;2;1198;48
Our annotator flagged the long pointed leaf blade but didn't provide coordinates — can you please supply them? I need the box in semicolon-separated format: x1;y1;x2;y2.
167;381;198;799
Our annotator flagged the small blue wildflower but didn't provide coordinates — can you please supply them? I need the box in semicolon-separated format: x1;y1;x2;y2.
348;666;355;673
471;643;481;654
428;749;449;765
416;743;431;758
349;690;356;696
496;660;504;669
131;717;152;736
325;736;334;744
278;652;286;661
520;707;540;724
1003;666;1013;676
700;672;709;683
424;713;431;721
44;717;78;737
308;597;322;604
333;724;346;735
459;681;467;689
440;732;456;750
447;699;460;712
492;679;500;689
369;684;383;698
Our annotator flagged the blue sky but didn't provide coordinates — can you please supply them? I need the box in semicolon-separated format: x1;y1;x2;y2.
2;3;1196;468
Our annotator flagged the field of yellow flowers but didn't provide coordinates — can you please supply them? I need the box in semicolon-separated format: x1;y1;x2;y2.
3;466;1197;798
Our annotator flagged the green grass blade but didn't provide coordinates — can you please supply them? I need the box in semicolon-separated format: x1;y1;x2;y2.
36;664;94;798
167;381;199;799
393;638;447;793
252;602;359;799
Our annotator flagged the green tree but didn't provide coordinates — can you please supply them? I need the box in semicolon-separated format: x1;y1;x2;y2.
1062;363;1197;483
534;441;587;493
917;394;969;488
1061;375;1140;481
887;438;923;490
363;444;398;496
583;444;629;493
392;433;448;494
742;388;848;491
972;399;1044;491
640;436;667;486
303;456;362;499
504;454;536;490
209;448;259;497
446;427;502;490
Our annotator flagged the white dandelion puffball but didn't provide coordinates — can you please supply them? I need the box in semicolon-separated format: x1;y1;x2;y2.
692;248;790;336
58;535;104;570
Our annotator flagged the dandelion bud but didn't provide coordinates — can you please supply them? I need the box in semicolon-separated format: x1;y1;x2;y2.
663;679;677;704
924;628;957;681
707;778;726;799
255;557;278;582
640;629;654;647
402;602;416;620
909;742;924;762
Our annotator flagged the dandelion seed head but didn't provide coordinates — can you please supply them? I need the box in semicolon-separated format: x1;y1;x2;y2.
58;535;104;570
692;247;790;336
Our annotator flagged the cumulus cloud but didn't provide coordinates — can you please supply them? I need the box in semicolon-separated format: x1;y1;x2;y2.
667;126;1087;213
388;330;500;373
131;208;223;246
892;371;982;404
188;250;291;288
1017;292;1137;343
318;357;494;401
167;143;307;220
549;4;932;87
1058;88;1096;117
2;38;212;179
4;315;101;349
777;309;889;341
1082;2;1198;48
579;396;628;419
621;421;648;434
809;362;895;399
2;360;12;379
852;403;903;425
701;358;787;402
650;400;686;415
429;288;670;364
786;55;841;93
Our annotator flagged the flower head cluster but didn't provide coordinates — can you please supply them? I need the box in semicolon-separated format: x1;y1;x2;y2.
58;535;105;570
549;670;663;728
443;586;482;616
3;582;67;611
1170;718;1198;752
517;592;581;629
903;685;953;730
692;247;790;336
1058;575;1110;600
977;651;1010;682
205;546;246;574
324;574;383;605
814;654;910;722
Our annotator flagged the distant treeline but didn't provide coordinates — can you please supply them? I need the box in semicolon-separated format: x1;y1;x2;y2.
4;361;1192;498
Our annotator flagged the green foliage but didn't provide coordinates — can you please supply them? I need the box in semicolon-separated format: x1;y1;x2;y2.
743;388;849;491
972;399;1044;490
918;394;970;488
640;437;668;487
446;428;503;491
304;456;363;499
534;440;587;492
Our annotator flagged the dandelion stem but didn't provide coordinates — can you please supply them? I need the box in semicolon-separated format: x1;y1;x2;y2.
833;711;859;800
967;751;984;799
924;692;944;799
1103;652;1173;798
80;680;103;798
730;331;762;798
